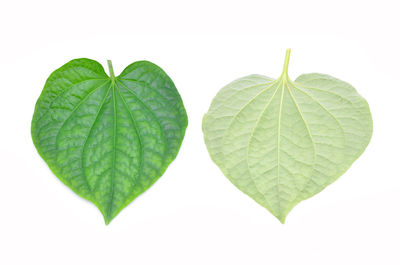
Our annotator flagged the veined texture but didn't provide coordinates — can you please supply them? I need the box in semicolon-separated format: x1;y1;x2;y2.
202;49;372;223
32;58;188;224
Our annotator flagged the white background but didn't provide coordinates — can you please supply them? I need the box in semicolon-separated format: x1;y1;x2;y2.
0;0;399;264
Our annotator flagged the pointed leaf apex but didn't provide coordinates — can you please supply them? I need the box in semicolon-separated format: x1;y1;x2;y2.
278;215;286;224
103;214;113;225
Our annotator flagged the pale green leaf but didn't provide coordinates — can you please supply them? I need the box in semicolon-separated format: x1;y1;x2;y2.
32;58;188;224
202;49;372;223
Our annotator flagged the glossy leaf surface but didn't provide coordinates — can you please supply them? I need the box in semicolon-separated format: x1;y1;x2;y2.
202;50;372;223
32;58;188;224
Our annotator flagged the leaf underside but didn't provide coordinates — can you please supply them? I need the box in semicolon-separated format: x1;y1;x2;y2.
32;58;188;224
202;51;372;223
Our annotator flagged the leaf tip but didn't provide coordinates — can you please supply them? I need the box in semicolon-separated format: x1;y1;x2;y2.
104;216;113;226
278;216;286;224
102;210;115;225
272;211;287;224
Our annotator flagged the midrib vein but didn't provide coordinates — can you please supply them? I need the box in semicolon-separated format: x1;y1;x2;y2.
277;82;285;217
108;83;117;221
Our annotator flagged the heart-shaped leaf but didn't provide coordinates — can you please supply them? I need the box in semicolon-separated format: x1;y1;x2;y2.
202;49;372;223
32;58;188;224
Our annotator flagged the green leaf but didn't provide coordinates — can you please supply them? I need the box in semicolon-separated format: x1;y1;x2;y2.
202;49;372;223
32;58;188;224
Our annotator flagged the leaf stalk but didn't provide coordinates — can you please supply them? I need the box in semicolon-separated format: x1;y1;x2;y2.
107;60;115;79
281;48;291;80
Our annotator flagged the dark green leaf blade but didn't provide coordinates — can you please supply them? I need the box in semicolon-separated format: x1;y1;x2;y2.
32;58;188;224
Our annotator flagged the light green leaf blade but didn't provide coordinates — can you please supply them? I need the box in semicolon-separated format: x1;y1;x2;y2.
202;49;372;223
32;58;188;224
